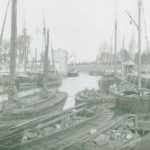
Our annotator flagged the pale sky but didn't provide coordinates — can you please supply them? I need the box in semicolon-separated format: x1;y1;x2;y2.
0;0;150;62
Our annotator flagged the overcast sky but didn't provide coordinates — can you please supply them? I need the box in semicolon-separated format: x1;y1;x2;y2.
0;0;150;62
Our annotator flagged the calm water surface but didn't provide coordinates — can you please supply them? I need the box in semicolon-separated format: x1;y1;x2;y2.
59;73;100;109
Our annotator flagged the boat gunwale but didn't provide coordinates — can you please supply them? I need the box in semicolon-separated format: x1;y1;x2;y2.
0;105;104;149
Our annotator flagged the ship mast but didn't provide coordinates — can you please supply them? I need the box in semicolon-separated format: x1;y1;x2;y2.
35;48;37;72
8;0;18;103
142;1;149;72
138;0;142;88
110;35;113;71
23;12;27;72
114;0;118;75
73;55;76;71
43;29;49;87
121;37;125;81
126;0;142;88
51;41;55;72
42;11;50;87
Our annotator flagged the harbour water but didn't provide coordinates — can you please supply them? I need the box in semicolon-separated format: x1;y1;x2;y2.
59;73;100;109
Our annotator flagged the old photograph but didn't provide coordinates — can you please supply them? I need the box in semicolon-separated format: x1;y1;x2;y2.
0;0;149;149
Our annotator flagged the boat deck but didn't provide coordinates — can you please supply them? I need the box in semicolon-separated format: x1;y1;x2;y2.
9;107;114;150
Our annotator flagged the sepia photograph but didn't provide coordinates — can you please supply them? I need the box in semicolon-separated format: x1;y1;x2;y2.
0;0;150;149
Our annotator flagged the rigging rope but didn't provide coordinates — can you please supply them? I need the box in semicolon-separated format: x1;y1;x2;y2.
0;0;11;46
141;0;150;65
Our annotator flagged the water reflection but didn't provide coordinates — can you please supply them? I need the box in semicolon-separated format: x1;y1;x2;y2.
59;73;100;109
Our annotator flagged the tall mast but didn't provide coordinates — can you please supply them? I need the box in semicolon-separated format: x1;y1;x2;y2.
138;0;142;88
51;41;55;72
121;37;125;81
23;12;27;72
23;29;27;72
142;1;149;68
43;29;49;86
35;48;37;72
42;9;47;51
42;10;49;86
125;0;142;88
110;36;113;71
35;28;38;72
114;0;118;75
8;0;18;102
73;55;76;71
